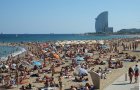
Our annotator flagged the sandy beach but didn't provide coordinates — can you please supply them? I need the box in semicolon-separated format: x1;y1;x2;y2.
0;38;139;90
1;0;140;89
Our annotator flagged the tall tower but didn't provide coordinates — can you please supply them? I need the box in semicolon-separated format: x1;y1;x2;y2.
95;11;108;34
95;11;113;34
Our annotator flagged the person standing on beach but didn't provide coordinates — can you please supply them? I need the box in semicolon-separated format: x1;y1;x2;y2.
51;64;55;77
128;67;134;83
58;76;62;90
134;65;139;83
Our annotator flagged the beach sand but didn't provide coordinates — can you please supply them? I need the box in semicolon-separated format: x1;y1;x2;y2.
0;39;139;90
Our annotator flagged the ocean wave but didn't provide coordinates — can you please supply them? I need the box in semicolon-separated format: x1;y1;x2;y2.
11;47;26;57
0;46;26;61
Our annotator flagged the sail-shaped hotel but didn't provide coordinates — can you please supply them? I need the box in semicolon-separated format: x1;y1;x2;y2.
95;11;113;34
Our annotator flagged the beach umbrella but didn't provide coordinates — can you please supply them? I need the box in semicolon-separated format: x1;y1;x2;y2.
78;68;88;75
45;48;49;51
75;66;88;75
76;56;84;61
53;53;60;59
12;63;16;66
111;59;115;61
32;61;42;66
98;40;104;45
101;45;109;49
75;56;85;64
92;40;97;43
4;65;9;69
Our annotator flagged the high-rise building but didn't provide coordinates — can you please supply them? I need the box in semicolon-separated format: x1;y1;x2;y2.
95;11;113;34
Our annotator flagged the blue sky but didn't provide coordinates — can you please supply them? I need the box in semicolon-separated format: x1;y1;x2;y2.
0;0;140;34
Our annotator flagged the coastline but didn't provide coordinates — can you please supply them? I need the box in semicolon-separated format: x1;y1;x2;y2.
0;44;26;61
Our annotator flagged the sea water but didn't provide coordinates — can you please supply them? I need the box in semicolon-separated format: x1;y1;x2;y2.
0;34;138;60
0;46;26;60
0;34;139;42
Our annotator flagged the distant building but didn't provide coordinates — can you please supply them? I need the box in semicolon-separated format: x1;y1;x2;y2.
107;27;113;33
95;11;113;34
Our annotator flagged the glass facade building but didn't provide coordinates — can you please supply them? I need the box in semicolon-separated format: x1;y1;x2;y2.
95;11;113;34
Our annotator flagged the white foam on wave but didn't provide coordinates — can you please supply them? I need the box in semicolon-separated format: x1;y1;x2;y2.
11;47;26;57
0;47;26;61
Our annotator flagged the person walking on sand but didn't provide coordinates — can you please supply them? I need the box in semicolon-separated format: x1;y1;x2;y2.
134;65;139;83
128;67;134;83
58;76;62;90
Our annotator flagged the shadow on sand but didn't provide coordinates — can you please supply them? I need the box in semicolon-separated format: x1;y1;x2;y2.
132;50;140;52
112;82;135;85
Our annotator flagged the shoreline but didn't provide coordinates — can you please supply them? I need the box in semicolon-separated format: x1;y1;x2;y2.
0;45;26;61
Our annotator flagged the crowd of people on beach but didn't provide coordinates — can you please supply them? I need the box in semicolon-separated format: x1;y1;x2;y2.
0;38;139;90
